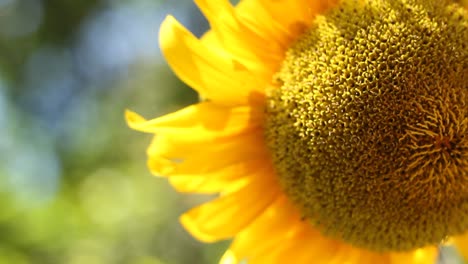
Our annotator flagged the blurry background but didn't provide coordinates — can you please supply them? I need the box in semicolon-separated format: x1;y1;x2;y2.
0;0;230;263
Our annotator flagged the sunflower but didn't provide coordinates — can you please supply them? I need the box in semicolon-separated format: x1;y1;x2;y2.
127;0;468;263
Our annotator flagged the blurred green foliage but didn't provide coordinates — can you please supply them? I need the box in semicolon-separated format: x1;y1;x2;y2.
0;0;227;263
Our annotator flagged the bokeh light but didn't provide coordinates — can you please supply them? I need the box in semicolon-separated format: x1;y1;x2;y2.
0;0;226;263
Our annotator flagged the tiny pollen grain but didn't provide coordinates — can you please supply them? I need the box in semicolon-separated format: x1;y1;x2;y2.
265;0;468;252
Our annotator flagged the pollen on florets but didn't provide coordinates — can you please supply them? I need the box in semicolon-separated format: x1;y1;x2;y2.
265;0;468;252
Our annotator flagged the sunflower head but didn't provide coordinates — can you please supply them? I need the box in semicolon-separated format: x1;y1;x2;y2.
266;0;468;252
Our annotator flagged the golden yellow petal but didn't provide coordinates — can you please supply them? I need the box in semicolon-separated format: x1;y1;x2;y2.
167;157;271;194
195;0;285;71
158;15;265;105
273;241;378;264
146;155;176;176
126;102;262;137
247;223;391;264
161;125;267;165
388;247;438;264
146;130;267;176
219;250;238;264
179;168;279;242
224;196;304;261
238;0;336;39
248;226;318;264
224;194;442;264
454;232;468;261
168;175;227;194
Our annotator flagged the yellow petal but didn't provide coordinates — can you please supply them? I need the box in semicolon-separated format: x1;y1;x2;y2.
146;130;267;175
195;0;284;69
389;247;438;264
248;226;316;264
158;126;268;169
220;250;238;264
180;168;279;242
256;0;338;25
454;232;468;261
146;156;176;176
224;195;395;264
203;0;341;90
158;15;266;105
126;102;263;138
247;222;390;264
225;196;304;261
168;158;271;194
127;102;266;185
236;0;338;52
237;0;311;38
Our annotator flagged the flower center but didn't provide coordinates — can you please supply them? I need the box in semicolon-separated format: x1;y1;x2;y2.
265;0;468;252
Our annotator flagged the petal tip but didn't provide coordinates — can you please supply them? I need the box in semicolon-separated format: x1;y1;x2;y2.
159;15;189;51
179;211;219;243
220;249;238;264
125;109;146;128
